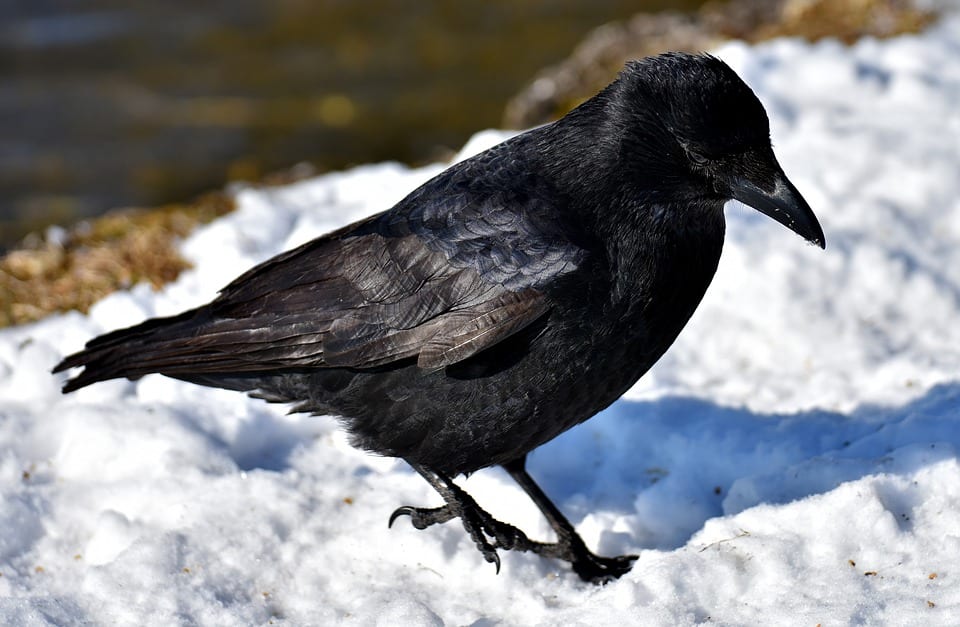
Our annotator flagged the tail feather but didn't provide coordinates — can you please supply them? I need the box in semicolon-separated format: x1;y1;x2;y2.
53;306;208;392
53;304;335;393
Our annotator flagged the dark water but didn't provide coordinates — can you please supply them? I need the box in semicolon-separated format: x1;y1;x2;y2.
1;0;701;250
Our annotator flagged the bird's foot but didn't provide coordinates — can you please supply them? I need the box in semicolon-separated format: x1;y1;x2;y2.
389;484;534;573
391;463;637;583
389;498;635;582
500;458;637;583
511;527;636;583
567;548;638;584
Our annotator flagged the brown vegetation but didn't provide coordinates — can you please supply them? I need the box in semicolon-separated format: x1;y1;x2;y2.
0;194;233;327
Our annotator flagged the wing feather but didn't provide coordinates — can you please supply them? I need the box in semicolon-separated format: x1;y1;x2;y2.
57;147;588;391
417;289;549;370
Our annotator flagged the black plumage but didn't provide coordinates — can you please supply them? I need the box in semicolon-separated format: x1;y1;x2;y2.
54;53;825;583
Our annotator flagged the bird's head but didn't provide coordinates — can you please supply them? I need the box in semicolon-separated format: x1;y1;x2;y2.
613;53;825;248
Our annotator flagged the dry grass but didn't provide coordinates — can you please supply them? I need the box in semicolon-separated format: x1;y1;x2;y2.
0;194;233;327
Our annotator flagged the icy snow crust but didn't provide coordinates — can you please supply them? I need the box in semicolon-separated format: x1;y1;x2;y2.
3;17;960;626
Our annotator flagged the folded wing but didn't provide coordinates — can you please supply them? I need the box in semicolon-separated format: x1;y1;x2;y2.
55;151;585;391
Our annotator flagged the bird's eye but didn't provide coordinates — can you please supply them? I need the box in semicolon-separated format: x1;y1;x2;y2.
677;139;709;167
687;149;708;167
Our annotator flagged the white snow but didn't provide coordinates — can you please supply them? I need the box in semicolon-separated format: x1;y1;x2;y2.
3;12;960;625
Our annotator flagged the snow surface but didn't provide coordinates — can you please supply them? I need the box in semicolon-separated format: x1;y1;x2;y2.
3;13;960;626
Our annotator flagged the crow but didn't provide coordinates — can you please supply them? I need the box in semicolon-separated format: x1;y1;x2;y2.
54;53;825;583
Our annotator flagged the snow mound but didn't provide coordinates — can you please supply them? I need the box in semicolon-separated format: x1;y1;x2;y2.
2;14;960;626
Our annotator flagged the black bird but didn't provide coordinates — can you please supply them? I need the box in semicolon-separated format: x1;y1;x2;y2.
54;53;824;583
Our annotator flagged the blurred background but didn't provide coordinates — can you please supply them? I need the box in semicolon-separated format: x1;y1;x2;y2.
1;0;708;251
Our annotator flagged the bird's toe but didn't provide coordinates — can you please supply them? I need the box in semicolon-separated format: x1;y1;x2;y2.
387;504;456;530
572;552;638;584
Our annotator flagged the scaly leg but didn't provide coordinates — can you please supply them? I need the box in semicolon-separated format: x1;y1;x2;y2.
389;458;636;583
389;463;547;572
503;456;637;583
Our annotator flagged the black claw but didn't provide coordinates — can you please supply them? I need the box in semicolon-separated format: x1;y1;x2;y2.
388;504;456;530
388;506;415;528
477;542;502;573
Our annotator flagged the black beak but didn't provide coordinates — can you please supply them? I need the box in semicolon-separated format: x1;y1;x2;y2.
732;170;826;249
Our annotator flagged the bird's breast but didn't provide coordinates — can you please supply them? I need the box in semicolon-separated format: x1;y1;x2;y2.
565;208;726;384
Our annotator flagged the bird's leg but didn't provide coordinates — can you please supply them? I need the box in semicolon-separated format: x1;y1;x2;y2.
389;459;636;582
502;456;638;583
390;463;540;572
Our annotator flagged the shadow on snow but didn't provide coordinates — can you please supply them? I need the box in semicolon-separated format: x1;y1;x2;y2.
207;379;960;552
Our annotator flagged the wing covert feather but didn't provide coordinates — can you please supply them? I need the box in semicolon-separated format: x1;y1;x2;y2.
168;151;587;372
417;288;549;370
